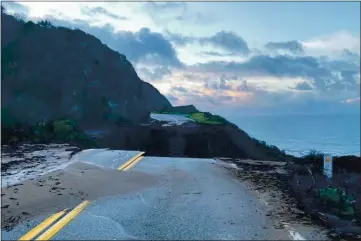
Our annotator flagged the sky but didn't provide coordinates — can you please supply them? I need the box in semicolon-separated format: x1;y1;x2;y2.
2;1;360;117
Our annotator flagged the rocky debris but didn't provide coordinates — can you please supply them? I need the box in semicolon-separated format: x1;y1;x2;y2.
288;161;361;234
1;144;80;187
293;153;361;175
1;11;171;130
220;158;329;239
222;157;361;240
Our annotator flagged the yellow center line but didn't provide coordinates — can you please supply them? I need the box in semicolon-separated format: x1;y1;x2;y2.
35;201;90;240
19;151;146;240
18;209;68;241
122;156;144;171
118;152;145;170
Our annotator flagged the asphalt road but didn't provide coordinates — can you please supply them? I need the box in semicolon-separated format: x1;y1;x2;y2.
2;149;326;240
150;113;194;125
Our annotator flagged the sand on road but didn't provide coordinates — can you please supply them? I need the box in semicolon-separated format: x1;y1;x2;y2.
1;162;159;231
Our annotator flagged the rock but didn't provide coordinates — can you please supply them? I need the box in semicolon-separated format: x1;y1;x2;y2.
273;223;285;229
356;195;361;220
317;212;352;228
334;226;361;236
1;12;171;130
95;123;289;161
162;105;199;114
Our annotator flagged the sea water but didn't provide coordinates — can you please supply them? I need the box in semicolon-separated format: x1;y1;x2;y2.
228;114;360;157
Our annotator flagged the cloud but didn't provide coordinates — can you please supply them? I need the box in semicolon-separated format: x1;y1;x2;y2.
2;1;29;16
165;71;359;115
302;31;360;57
199;31;250;55
143;2;213;26
3;4;359;115
166;30;250;56
265;40;304;54
146;2;187;11
201;51;239;57
81;6;128;20
201;51;226;57
175;11;214;24
203;74;236;90
136;65;172;82
190;54;360;96
164;31;197;46
173;86;188;93
219;75;233;90
193;55;325;78
125;27;182;66
30;16;183;67
342;96;360;104
165;94;179;103
293;81;313;91
342;49;360;65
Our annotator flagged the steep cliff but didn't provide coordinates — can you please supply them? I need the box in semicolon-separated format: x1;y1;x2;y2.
1;11;171;128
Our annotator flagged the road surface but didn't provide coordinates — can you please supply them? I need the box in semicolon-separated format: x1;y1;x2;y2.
150;113;194;125
2;149;327;240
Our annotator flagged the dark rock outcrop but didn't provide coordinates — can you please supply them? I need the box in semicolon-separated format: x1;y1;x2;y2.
164;105;199;114
94;123;290;162
1;12;171;129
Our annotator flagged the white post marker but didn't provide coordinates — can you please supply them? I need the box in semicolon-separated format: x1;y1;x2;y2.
323;154;333;179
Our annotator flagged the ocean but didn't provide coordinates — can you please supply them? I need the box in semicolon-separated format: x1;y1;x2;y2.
227;114;360;157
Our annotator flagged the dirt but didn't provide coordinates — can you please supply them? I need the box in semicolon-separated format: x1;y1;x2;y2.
95;123;290;162
1;162;159;231
219;158;361;240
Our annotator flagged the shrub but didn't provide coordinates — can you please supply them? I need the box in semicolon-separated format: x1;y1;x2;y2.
189;112;226;125
37;20;54;28
24;21;36;32
53;119;76;139
304;149;324;161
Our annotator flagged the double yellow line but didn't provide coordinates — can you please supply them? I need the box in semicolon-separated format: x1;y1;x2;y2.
19;152;145;240
117;152;145;171
19;201;90;241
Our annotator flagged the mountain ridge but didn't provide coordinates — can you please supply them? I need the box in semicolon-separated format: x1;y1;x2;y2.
1;10;172;128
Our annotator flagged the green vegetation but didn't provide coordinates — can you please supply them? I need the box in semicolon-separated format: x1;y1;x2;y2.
304;149;324;160
2;40;20;71
2;108;96;147
1;107;18;128
37;20;54;28
33;119;95;146
318;187;356;218
188;112;226;125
